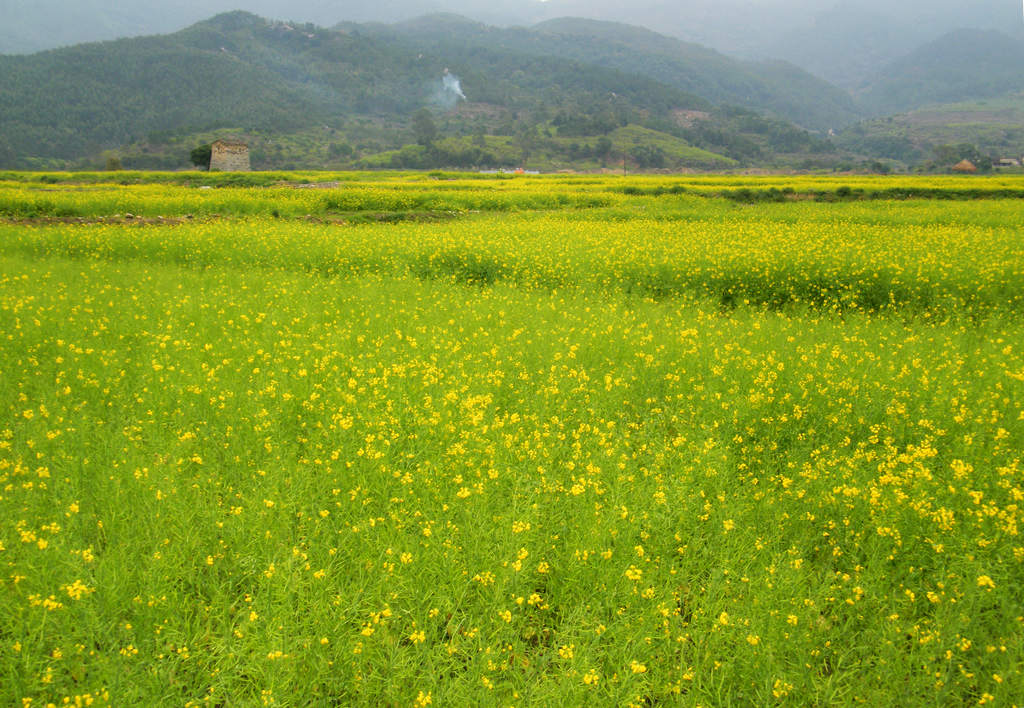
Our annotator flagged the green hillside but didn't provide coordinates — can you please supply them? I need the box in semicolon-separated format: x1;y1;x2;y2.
0;35;324;159
0;11;845;171
354;124;738;172
0;12;709;165
364;14;862;131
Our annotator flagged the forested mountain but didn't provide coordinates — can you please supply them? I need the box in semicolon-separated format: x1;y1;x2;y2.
8;8;1014;172
857;30;1024;116
0;11;845;169
362;15;861;131
0;12;706;162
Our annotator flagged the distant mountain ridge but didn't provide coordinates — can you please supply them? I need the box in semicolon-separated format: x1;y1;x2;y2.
3;0;1018;87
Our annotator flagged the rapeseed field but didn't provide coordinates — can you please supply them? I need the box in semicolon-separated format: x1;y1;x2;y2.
1;173;1023;705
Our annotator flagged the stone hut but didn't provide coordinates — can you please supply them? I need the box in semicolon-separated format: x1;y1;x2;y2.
210;138;251;172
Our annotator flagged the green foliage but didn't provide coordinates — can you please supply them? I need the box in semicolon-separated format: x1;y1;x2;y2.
0;136;16;168
328;142;354;158
552;112;621;137
629;145;665;168
836;93;1024;168
412;109;438;147
932;143;993;172
836;133;923;163
353;124;735;172
606;125;735;169
189;144;212;169
644;106;833;164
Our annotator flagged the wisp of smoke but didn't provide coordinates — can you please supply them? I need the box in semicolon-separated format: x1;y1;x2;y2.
429;70;467;111
443;73;467;101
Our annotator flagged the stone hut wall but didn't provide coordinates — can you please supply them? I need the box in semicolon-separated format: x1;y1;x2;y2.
210;141;251;172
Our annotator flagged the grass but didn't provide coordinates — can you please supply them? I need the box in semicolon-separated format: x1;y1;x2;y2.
1;173;1023;706
607;125;738;168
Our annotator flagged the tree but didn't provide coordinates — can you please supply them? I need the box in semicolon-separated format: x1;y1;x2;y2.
0;136;14;168
933;143;991;172
514;124;539;163
631;144;666;169
190;144;212;170
412;109;438;147
328;142;355;159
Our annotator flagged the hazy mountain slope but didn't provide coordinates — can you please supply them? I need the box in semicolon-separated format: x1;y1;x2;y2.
0;34;327;159
523;0;819;58
0;11;708;160
766;1;1022;88
858;30;1024;116
764;7;905;89
366;14;861;130
520;0;1020;80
